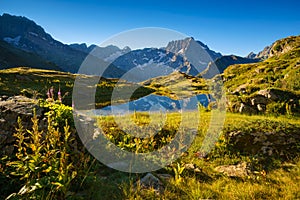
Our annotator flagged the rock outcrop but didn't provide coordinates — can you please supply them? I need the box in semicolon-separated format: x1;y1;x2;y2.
231;89;299;115
135;173;170;194
0;96;45;156
225;129;300;158
255;36;299;60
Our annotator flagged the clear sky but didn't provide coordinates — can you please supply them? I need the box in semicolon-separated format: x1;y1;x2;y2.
1;0;300;56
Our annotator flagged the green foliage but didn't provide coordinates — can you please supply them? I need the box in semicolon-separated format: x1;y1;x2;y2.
39;99;74;131
6;112;75;199
141;71;209;99
172;162;185;184
97;112;184;153
266;102;286;115
2;106;92;199
1;35;300;199
1;107;300;199
0;68;154;109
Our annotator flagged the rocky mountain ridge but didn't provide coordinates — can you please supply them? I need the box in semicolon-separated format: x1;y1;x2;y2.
0;13;226;78
0;13;87;73
1;13;296;84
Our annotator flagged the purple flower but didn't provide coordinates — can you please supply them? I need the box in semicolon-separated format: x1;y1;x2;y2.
47;89;51;99
50;87;54;99
58;88;62;102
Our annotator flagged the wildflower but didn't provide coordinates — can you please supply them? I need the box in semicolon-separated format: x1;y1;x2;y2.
47;89;51;99
58;87;62;102
50;87;54;99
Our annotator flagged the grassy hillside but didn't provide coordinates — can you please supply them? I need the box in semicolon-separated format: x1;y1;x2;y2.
223;35;300;115
0;36;300;199
142;71;209;99
2;107;299;199
0;40;62;71
224;36;300;93
0;67;154;108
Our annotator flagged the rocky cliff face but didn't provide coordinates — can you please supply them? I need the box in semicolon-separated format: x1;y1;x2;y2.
109;48;200;80
166;37;222;72
0;14;222;78
69;44;131;62
246;52;257;59
255;45;272;60
0;40;61;70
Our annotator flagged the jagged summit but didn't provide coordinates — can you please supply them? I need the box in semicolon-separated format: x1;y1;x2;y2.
166;37;221;60
247;52;257;59
165;37;222;72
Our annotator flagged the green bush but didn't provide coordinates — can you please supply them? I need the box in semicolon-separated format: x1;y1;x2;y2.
39;100;74;132
266;102;286;115
4;106;91;199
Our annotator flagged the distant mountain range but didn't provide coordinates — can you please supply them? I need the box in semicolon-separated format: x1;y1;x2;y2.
0;13;270;79
201;55;260;79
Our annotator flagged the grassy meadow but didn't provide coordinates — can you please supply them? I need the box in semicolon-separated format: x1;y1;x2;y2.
0;67;299;199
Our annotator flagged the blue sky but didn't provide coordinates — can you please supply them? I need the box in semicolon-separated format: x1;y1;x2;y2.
1;0;300;56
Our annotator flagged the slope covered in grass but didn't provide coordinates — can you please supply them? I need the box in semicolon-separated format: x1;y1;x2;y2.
0;40;62;71
223;35;300;114
0;67;154;108
142;71;209;99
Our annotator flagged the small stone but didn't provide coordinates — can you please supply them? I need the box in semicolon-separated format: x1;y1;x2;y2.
136;173;165;194
185;163;195;170
215;162;249;177
1;95;9;101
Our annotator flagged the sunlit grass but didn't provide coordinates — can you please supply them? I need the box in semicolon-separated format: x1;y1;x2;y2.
90;111;300;199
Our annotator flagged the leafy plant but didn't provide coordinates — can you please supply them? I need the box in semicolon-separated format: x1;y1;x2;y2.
172;162;185;184
6;111;75;199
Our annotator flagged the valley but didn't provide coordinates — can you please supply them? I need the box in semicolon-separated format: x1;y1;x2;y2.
0;13;299;200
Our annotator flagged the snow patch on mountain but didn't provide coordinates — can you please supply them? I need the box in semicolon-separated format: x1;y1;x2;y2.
29;32;38;37
104;50;125;62
3;35;21;46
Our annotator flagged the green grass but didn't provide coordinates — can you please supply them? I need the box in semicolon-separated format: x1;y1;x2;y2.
1;93;300;199
1;41;300;199
82;111;300;199
142;71;209;99
223;35;300;115
0;67;154;108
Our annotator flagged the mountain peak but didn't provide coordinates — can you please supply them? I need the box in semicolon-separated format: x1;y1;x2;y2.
0;12;55;44
165;37;222;71
255;35;300;60
247;52;257;59
0;13;89;72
